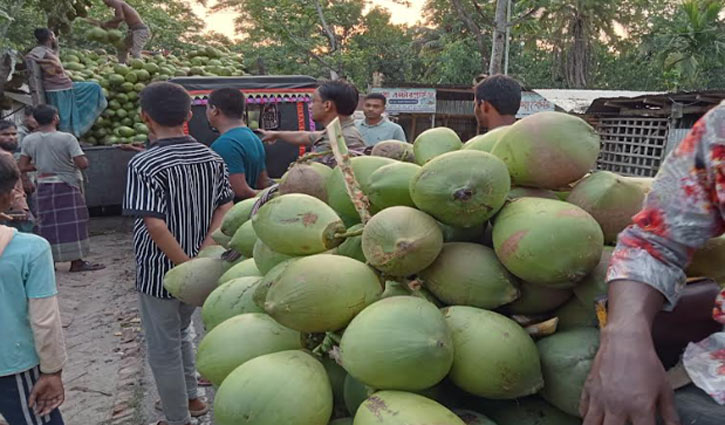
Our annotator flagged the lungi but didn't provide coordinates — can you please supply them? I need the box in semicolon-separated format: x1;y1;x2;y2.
35;182;90;262
45;82;108;138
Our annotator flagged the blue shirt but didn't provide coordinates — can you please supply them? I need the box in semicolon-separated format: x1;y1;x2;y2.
0;230;57;376
355;118;407;146
210;127;267;188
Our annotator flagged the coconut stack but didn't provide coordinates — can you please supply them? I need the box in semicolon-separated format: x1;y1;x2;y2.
160;111;677;425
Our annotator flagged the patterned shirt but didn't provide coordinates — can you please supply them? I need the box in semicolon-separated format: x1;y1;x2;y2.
608;101;725;324
122;137;234;298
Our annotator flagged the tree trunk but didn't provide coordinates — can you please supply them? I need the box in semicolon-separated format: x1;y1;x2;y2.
489;0;509;75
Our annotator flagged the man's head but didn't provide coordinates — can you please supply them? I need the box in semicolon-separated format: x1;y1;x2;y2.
32;105;59;129
311;80;359;124
474;74;522;129
0;121;18;152
363;93;386;122
0;153;20;212
139;82;192;136
206;88;245;128
34;28;56;46
23;106;38;131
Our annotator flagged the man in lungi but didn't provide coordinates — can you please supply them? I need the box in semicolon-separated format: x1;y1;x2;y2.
18;105;104;272
26;29;107;138
100;0;151;64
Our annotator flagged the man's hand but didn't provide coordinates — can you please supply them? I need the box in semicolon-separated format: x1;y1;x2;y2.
28;372;64;416
257;130;277;144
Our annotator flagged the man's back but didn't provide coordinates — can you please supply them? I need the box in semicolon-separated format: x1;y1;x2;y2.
21;131;83;187
113;1;144;27
124;137;233;298
210;127;266;188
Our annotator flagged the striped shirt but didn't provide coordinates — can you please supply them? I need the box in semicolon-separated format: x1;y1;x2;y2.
122;137;234;298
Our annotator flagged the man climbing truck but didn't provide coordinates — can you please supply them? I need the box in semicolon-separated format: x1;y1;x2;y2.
87;0;150;64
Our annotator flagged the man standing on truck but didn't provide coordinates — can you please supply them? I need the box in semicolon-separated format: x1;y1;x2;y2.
581;102;725;425
355;93;407;145
206;88;273;200
259;80;366;167
99;0;150;64
18;105;105;273
473;74;521;131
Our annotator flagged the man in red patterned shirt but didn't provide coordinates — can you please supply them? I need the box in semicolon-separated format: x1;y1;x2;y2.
582;102;725;425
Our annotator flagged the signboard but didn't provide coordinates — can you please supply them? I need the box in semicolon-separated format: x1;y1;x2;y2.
370;88;437;114
517;92;555;118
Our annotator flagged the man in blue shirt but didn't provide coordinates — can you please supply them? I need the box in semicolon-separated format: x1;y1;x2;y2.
355;93;407;146
207;88;272;200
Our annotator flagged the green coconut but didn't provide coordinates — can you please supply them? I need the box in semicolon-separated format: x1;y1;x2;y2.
197;245;226;259
279;163;332;202
335;224;366;262
508;187;559;200
438;222;486;243
538;328;600;417
340;296;454;390
211;227;232;248
252;193;345;255
463;125;510;153
221;198;256;236
507;281;573;315
371;140;415;162
490;111;600;189
201;277;263;330
442;306;543;399
252;239;297;275
196;313;302;387
555;297;597;330
214;350;332;425
411;150;511;228
364;162;421;210
163;257;229;306
413;127;463;165
419;243;519;309
265;254;382;332
572;246;613;308
567;171;646;244
688;236;725;283
228;220;258;257
344;374;376;417
493;198;604;287
354;391;466;425
252;258;299;309
218;258;261;285
361;206;443;276
473;396;581;425
454;409;498;425
326;156;396;223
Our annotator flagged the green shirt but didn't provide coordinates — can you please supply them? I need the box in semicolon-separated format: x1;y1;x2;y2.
211;127;267;188
355;117;407;146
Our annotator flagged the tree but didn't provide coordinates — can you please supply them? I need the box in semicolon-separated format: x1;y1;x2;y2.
489;0;508;74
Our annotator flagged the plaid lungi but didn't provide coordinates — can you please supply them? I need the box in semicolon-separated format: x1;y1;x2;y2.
36;182;90;262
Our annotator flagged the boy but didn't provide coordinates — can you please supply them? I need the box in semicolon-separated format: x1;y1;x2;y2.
0;153;67;425
123;82;233;425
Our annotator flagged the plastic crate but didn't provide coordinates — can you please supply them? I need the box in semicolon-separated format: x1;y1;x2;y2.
596;117;670;177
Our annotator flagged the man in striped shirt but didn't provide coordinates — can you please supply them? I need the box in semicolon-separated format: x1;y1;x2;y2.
122;82;233;425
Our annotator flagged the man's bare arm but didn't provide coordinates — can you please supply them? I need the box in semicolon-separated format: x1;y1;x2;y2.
258;129;320;146
200;202;233;250
229;174;257;200
18;155;36;172
102;4;125;29
143;217;190;265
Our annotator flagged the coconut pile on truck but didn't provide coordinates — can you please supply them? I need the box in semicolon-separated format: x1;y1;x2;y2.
58;38;244;146
161;110;667;425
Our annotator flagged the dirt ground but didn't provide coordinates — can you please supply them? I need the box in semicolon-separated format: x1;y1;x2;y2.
1;217;214;425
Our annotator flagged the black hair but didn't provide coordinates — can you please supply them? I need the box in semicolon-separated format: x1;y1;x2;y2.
208;88;245;120
34;28;52;44
474;74;522;116
140;82;191;127
318;80;359;116
364;93;386;105
23;106;34;117
0;153;20;195
0;120;17;132
32;104;58;126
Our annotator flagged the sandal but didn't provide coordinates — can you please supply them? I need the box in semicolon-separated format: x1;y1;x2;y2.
197;376;212;387
69;261;106;272
155;398;209;417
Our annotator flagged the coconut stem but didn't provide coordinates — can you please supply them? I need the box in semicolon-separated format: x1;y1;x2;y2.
327;118;372;224
454;187;474;201
292;150;333;167
334;228;364;239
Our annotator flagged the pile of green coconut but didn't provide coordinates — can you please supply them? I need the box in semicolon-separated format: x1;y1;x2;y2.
161;110;707;425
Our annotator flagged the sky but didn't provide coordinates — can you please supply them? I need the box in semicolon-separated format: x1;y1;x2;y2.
190;0;426;39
